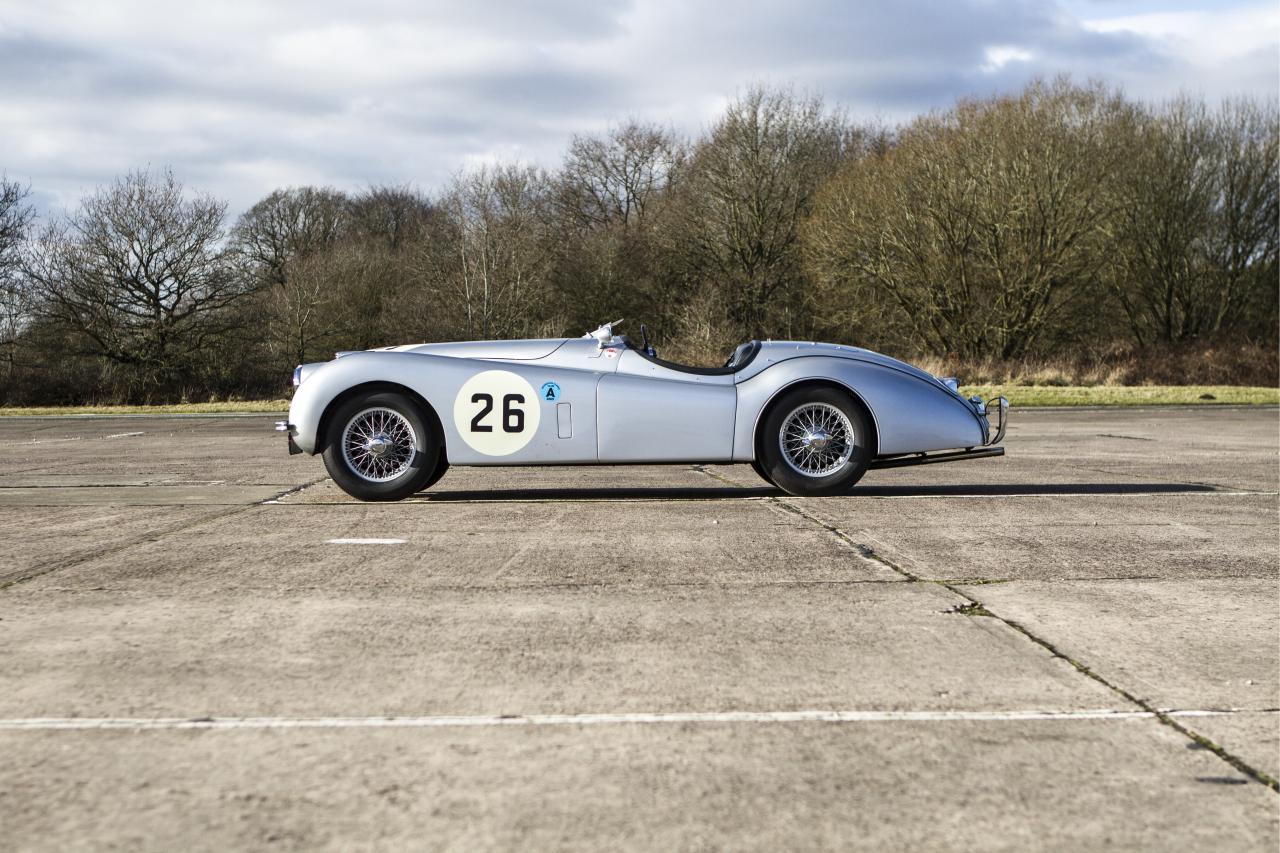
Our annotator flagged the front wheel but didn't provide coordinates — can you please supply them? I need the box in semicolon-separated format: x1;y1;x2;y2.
322;392;444;501
757;387;873;497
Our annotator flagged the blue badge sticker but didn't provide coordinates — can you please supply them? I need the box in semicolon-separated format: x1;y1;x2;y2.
540;381;561;402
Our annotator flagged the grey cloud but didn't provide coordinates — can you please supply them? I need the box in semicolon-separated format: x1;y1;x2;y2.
437;65;628;121
324;0;635;40
0;33;341;116
1;0;1274;216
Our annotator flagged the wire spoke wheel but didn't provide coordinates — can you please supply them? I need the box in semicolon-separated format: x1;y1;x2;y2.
341;407;418;482
778;402;855;478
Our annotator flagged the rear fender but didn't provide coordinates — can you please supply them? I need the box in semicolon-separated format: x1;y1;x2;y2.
734;356;985;460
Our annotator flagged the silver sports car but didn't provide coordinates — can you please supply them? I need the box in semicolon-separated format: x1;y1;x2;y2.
276;321;1008;501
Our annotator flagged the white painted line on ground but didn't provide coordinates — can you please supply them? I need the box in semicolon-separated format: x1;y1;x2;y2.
0;708;1266;732
326;538;407;545
17;430;149;444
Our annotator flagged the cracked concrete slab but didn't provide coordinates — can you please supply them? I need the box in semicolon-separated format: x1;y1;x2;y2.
285;462;742;504
0;408;1276;849
0;484;299;506
1189;711;1280;783
2;718;1275;852
788;493;1279;581
1021;407;1278;493
7;502;905;592
0;580;1118;719
0;474;186;487
0;505;233;585
0;416;305;485
842;406;1279;493
952;579;1279;712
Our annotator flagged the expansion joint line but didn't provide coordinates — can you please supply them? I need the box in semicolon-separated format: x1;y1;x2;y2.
691;465;1280;793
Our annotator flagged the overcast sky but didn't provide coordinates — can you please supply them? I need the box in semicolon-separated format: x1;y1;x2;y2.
2;0;1276;216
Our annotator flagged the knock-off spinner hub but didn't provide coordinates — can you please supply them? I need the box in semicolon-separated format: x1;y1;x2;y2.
803;429;832;451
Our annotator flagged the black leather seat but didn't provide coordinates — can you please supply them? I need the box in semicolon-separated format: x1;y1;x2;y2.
725;340;761;370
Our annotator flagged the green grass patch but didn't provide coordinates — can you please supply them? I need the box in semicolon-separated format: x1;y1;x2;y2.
0;385;1276;416
960;384;1279;407
0;400;292;416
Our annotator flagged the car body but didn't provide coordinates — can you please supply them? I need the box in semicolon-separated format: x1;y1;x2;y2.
277;322;1007;501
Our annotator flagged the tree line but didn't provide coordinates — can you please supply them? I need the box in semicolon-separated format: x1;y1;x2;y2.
1;78;1275;404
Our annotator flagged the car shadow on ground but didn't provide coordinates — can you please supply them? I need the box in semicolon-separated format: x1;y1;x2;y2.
413;482;1221;502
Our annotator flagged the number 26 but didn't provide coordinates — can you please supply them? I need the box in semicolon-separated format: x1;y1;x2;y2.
470;393;524;433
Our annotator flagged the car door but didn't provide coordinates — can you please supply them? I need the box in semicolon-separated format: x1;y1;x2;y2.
596;349;737;462
442;339;614;465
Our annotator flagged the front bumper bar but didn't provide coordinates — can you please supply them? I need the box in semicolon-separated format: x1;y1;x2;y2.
984;396;1009;446
275;421;302;455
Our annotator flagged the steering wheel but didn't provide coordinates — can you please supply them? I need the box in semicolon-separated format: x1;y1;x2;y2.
639;324;656;357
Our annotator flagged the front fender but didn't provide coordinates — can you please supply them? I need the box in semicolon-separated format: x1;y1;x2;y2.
286;351;603;464
287;352;452;455
733;356;986;460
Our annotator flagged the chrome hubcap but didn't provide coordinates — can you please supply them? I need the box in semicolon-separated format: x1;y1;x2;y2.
341;408;417;482
779;403;855;477
805;429;832;451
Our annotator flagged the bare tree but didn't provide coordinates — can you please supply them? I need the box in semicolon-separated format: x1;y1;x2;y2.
556;121;684;229
2;80;1277;405
25;169;243;396
414;165;553;340
232;187;348;288
231;187;350;366
1206;98;1280;339
348;184;434;252
0;178;32;274
805;79;1130;359
1112;97;1278;344
678;86;846;338
282;241;400;353
0;178;36;382
547;122;685;334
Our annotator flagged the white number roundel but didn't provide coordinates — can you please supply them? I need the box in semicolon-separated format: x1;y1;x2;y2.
452;370;540;456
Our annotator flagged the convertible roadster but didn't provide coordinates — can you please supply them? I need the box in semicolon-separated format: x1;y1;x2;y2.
276;321;1007;501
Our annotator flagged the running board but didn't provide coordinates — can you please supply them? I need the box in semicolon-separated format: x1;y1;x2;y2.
869;447;1005;470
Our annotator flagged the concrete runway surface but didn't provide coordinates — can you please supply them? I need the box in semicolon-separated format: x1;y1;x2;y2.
1;407;1277;851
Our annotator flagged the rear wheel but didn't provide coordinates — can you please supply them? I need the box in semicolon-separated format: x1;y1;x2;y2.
758;386;873;497
751;460;774;486
322;391;444;501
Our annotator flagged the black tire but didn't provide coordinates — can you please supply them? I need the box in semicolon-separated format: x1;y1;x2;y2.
321;391;444;501
420;457;449;491
757;386;873;497
751;460;774;486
